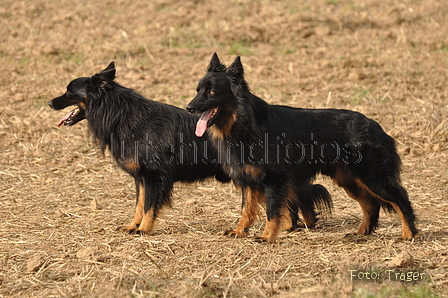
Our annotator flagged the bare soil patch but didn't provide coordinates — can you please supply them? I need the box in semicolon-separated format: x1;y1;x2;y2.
1;0;447;297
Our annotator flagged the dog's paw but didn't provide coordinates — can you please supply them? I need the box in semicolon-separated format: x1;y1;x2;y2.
224;229;246;238
117;225;139;234
343;232;357;238
132;229;148;236
254;236;277;244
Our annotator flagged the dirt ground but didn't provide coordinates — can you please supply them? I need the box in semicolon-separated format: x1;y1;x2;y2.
1;0;447;297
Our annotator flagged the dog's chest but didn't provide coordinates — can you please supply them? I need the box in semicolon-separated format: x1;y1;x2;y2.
219;144;266;186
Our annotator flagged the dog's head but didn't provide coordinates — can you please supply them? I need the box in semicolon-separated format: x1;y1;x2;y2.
186;53;247;137
48;62;116;127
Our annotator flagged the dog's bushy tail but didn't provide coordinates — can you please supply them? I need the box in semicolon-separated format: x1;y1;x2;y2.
289;183;333;230
307;184;333;214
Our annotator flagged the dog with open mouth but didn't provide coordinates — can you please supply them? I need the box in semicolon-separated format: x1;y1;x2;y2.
49;62;233;235
48;62;331;236
186;53;417;243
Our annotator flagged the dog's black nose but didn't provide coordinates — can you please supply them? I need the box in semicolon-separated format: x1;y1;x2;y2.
186;105;195;114
48;101;54;108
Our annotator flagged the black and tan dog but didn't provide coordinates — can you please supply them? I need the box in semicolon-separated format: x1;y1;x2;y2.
49;62;331;236
186;53;417;243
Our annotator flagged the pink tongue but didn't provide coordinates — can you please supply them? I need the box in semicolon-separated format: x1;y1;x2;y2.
195;108;215;137
57;110;74;127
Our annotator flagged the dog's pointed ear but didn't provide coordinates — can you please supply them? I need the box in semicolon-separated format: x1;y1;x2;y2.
91;62;116;88
97;62;116;80
207;53;226;72
226;56;244;80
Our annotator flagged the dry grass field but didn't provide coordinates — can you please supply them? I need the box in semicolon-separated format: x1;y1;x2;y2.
1;0;447;297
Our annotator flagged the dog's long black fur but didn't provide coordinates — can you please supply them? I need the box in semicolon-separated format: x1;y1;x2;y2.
48;62;331;236
48;62;233;234
186;53;417;243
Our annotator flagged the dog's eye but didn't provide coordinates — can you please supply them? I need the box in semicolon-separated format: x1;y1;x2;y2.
209;90;215;95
